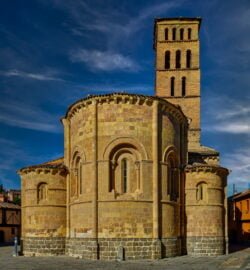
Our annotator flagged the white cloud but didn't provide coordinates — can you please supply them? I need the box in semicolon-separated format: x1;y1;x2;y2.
1;69;64;81
203;95;250;134
70;49;140;72
0;101;61;133
56;0;183;39
51;0;185;71
222;147;250;191
0;137;62;189
208;122;250;134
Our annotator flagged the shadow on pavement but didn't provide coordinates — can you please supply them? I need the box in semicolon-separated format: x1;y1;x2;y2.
229;243;250;253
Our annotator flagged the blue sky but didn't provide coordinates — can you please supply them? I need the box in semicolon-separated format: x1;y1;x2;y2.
0;0;249;195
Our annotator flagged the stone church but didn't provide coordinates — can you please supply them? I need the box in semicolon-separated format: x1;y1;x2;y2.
18;18;229;260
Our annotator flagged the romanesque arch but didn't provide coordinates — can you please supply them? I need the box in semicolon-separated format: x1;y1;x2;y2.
103;137;148;161
163;146;179;201
37;182;48;203
70;149;86;197
103;137;148;194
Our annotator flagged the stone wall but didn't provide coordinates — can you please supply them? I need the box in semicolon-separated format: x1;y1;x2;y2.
186;236;225;256
22;237;65;256
66;237;181;260
63;94;187;244
20;167;67;238
185;166;228;256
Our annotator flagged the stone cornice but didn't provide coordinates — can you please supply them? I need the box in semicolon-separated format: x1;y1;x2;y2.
63;92;188;125
18;166;68;176
185;164;229;176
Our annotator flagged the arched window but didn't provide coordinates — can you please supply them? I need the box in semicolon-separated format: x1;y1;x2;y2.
170;77;175;96
180;28;184;40
108;143;141;195
172;28;176;40
121;159;128;193
182;77;186;97
71;154;82;197
165;51;170;69
76;157;82;194
196;182;207;202
167;155;178;201
188;28;192;40
164;28;168;40
176;50;181;68
38;183;47;203
186;50;191;68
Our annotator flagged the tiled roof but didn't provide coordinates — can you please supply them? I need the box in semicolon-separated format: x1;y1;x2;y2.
0;202;21;209
233;189;250;200
189;145;219;156
18;157;66;172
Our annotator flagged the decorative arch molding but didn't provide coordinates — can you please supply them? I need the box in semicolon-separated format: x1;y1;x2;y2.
162;145;179;163
162;145;180;202
103;137;148;161
37;182;48;203
111;147;139;163
196;181;208;203
71;146;86;167
70;147;86;197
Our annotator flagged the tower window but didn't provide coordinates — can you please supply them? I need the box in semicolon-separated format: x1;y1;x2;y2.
188;28;192;40
121;159;128;193
180;28;184;40
164;28;168;40
170;77;175;96
182;77;186;96
176;50;181;69
165;51;170;69
172;28;176;40
186;50;191;68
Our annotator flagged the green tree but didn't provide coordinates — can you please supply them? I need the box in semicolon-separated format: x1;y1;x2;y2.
13;197;21;205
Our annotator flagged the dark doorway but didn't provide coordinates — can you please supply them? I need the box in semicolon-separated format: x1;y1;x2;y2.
0;231;4;242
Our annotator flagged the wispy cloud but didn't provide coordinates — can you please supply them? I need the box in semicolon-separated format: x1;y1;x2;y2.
203;95;250;134
0;137;62;189
1;69;64;81
50;0;185;71
222;147;250;190
209;122;249;134
0;101;61;133
55;0;183;39
70;49;140;72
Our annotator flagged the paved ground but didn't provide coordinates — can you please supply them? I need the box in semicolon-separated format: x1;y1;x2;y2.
0;246;249;270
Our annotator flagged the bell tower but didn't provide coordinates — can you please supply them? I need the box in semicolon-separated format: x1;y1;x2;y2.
154;18;201;150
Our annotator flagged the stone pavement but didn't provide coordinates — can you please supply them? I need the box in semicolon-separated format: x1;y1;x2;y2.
0;246;249;270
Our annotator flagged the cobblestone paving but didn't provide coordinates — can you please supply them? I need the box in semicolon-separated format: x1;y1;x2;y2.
0;246;249;270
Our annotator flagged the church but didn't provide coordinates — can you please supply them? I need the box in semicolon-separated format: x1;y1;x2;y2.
18;18;229;260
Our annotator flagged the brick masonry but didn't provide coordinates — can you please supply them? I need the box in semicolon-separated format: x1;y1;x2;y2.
22;237;181;260
186;236;225;256
66;237;180;260
22;237;65;256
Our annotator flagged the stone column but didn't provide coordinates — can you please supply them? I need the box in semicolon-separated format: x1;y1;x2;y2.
62;118;70;238
92;100;98;239
152;100;161;259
